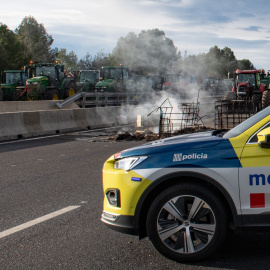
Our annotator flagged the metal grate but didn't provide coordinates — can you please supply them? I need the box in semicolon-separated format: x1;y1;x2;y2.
215;100;257;129
148;98;203;138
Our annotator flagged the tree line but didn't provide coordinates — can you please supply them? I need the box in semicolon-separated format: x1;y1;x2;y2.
0;16;255;79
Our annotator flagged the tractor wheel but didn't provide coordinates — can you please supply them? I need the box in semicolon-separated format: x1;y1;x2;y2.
251;94;262;111
223;91;236;100
4;90;14;101
251;94;261;105
27;92;35;101
64;82;77;98
13;89;24;101
44;89;60;100
262;90;270;109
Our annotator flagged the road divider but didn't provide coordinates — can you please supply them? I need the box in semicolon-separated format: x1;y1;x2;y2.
0;105;137;141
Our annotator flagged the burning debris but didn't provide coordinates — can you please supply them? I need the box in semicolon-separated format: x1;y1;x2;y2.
88;97;212;142
115;132;159;141
86;95;215;143
86;125;214;143
146;97;205;138
172;126;213;135
115;126;214;141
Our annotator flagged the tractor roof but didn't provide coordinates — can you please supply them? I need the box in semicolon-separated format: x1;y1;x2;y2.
101;66;128;69
236;69;263;74
80;69;99;72
4;70;23;73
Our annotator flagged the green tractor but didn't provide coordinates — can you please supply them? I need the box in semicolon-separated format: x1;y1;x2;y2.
95;66;134;92
149;73;164;91
76;69;100;92
0;70;27;101
14;62;77;101
132;74;154;93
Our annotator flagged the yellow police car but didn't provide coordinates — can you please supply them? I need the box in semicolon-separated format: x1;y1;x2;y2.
101;105;270;262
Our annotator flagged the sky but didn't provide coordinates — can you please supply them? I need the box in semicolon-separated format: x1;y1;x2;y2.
2;0;270;71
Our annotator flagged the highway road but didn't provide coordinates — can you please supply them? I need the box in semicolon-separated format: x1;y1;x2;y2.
1;132;270;269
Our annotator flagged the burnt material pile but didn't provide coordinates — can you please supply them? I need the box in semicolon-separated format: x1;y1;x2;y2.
115;126;214;141
86;126;214;143
115;132;158;141
172;126;213;136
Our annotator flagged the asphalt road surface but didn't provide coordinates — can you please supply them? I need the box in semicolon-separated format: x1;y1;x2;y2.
1;132;270;270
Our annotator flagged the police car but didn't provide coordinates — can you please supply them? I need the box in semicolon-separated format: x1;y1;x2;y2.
101;105;270;262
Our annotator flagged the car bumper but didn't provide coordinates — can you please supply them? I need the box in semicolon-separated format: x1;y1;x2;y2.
101;211;138;235
102;155;152;234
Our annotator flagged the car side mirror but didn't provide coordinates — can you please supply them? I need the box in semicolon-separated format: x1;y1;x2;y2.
257;127;270;148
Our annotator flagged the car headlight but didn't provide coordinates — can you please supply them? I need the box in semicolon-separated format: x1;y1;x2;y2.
114;156;148;171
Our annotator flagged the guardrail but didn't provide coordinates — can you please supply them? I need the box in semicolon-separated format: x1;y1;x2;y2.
56;89;227;109
57;92;144;109
81;92;140;107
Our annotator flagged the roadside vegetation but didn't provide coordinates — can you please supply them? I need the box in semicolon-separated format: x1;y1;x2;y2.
0;16;255;79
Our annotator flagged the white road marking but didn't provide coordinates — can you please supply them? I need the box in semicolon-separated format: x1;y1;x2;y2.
0;205;80;239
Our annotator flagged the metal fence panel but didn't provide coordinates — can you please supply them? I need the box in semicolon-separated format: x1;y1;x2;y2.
215;100;257;129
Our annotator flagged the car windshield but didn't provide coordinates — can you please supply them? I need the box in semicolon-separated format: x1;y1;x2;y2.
223;106;270;138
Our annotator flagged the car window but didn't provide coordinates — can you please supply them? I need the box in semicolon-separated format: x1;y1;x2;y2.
248;122;270;143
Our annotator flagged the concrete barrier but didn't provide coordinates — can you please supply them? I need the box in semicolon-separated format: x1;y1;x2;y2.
0;112;27;140
0;100;79;113
0;105;137;141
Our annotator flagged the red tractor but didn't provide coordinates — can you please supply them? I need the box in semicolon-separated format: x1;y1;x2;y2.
223;69;266;108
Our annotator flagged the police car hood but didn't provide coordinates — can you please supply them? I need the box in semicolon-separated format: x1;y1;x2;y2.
119;131;225;157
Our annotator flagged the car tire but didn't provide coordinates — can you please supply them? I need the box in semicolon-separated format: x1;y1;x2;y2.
146;183;228;262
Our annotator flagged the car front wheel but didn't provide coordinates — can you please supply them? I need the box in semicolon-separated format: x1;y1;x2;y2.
146;183;228;262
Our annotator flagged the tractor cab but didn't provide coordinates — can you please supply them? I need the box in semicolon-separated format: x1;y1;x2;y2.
162;73;181;91
233;69;265;99
77;70;100;92
35;63;65;81
101;66;129;81
5;70;25;85
0;70;26;100
95;66;130;92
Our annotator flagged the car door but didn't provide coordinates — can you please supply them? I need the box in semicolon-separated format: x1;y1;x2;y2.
239;123;270;215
